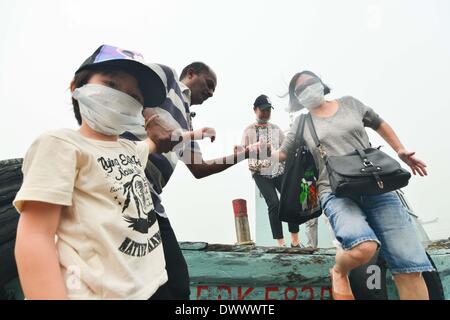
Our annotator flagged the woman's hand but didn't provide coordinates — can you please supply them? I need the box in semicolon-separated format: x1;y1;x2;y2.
398;149;428;176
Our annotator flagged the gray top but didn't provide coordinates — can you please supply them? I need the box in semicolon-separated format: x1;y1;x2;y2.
280;96;384;194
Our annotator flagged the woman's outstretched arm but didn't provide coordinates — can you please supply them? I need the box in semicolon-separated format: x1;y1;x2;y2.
375;121;428;176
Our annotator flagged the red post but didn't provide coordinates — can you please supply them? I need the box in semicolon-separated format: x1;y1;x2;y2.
232;199;253;245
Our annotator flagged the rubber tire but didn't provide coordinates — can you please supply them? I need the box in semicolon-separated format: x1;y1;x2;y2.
349;249;388;300
0;240;18;289
0;158;23;206
0;158;22;245
349;250;445;300
423;252;445;300
0;159;22;292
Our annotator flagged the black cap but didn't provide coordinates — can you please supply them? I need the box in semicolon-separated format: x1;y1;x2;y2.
76;45;167;107
253;94;274;110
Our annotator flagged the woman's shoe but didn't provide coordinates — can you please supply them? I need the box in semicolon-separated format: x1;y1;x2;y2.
329;268;355;300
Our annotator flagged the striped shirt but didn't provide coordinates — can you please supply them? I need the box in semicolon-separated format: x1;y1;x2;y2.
123;64;201;218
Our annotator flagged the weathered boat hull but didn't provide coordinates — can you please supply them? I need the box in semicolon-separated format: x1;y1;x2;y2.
1;240;448;300
182;240;450;300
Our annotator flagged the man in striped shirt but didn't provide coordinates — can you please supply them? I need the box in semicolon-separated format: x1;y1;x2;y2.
124;62;254;299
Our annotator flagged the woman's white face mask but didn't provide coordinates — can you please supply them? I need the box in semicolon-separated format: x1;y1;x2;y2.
72;84;144;136
296;82;325;110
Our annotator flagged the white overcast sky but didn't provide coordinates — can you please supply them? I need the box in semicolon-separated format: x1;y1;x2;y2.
1;0;449;243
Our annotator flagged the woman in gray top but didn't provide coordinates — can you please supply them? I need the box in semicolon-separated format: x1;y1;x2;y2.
276;71;433;300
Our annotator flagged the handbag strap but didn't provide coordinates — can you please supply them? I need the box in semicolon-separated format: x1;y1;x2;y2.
294;114;307;148
306;113;328;159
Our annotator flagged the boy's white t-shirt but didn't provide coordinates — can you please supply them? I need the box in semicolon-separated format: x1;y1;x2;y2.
14;128;167;299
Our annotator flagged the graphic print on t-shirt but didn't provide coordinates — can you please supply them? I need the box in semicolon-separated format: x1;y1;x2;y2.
121;174;157;233
97;152;161;257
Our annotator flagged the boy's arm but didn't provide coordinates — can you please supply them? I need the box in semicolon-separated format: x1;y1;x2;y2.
15;201;68;299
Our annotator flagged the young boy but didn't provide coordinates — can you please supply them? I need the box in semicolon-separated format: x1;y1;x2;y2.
13;45;209;299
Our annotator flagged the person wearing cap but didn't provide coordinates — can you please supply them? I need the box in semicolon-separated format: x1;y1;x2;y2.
123;62;259;300
13;45;212;300
239;95;305;248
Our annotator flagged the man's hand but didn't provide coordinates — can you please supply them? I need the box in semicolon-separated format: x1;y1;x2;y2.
246;142;272;159
398;148;428;176
233;145;246;154
192;127;216;142
143;110;182;154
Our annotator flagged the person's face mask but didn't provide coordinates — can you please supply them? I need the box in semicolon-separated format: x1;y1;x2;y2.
255;107;271;124
72;84;144;136
256;118;269;124
295;82;325;110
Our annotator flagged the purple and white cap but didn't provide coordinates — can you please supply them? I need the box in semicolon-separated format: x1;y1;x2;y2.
76;45;167;107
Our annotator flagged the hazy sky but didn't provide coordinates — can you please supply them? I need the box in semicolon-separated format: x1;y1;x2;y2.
1;0;449;243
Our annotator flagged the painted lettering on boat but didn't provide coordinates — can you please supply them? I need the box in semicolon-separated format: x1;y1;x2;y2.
194;285;332;300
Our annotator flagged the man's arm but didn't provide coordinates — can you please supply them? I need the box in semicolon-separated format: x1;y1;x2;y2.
183;126;246;178
185;147;250;179
184;140;271;179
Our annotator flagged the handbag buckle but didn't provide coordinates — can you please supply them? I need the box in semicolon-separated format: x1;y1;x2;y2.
377;180;384;189
363;160;374;167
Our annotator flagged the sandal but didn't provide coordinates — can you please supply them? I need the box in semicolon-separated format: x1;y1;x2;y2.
329;267;355;300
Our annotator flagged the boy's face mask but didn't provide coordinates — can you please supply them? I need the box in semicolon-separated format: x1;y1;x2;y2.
72;84;144;136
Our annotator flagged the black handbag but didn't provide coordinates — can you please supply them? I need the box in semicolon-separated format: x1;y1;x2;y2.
279;114;322;225
306;114;411;197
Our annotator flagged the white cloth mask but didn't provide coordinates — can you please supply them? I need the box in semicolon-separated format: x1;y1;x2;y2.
296;82;325;110
73;84;145;136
